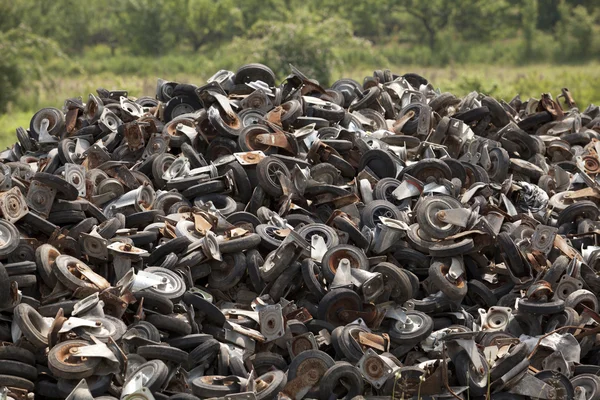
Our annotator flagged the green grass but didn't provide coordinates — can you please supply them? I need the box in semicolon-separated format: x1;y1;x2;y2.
1;57;599;148
0;111;33;149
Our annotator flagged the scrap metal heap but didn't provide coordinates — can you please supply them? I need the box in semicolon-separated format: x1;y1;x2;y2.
0;64;599;399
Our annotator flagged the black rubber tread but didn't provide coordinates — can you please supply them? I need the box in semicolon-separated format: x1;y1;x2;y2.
188;338;221;368
0;347;36;366
137;345;189;365
517;298;565;315
32;172;78;200
256;156;291;197
0;375;35;392
12;274;37;288
146;314;192;336
208;252;247;290
219;233;261;253
360;200;404;228
490;342;529;381
454;351;489;396
255;370;287;400
317;288;362;326
318;362;364;400
47;340;101;380
249;352;288;376
166;334;213;351
428;259;468;301
498;232;526;277
321;244;369;284
133;291;174;314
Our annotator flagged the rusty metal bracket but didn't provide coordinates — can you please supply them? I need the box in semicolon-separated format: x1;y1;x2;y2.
357;349;398;389
554;234;583;261
234;151;266;166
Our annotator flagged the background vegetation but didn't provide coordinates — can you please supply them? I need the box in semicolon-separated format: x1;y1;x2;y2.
0;0;599;146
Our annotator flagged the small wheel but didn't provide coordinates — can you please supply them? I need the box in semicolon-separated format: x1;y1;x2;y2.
296;223;340;249
54;255;102;292
48;340;102;379
428;258;468;301
487;147;509;182
250;352;288;376
416;195;463;239
534;370;574;400
318;289;363;326
518;298;565;315
454;351;489;396
208;253;246;290
122;360;169;395
360;200;404;228
35;243;60;287
570;374;600;400
373;178;401;203
318;361;364;400
191;375;241;398
255;370;288;400
256;156;291;197
287;350;335;398
255;224;287;251
371;262;413;304
321;244;369;284
142;267;186;300
301;259;327;300
388;310;433;344
13;303;49;348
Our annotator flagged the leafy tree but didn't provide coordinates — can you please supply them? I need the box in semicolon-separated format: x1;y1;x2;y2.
393;0;513;51
393;0;453;51
554;1;598;61
318;0;395;40
6;0;93;54
237;0;288;29
0;26;65;112
182;0;244;51
523;0;539;60
222;7;373;85
116;0;174;56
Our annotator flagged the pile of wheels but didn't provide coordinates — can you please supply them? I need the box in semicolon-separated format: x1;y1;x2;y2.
0;63;598;399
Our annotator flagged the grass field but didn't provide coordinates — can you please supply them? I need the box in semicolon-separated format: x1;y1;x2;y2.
1;61;599;149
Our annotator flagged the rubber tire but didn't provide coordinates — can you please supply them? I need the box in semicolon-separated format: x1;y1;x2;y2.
360;200;404;228
454;351;489;397
428;259;468;301
191;376;241;398
256;370;287;400
137;345;188;365
0;375;35;392
146;314;192;336
47;340;101;379
0;360;37;381
13;303;48;348
0;347;36;366
318;362;364;400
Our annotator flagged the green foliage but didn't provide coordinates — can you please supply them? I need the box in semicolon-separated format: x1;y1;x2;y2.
554;2;598;62
220;8;374;85
181;0;244;51
0;26;66;112
0;0;599;138
116;0;176;56
522;0;539;61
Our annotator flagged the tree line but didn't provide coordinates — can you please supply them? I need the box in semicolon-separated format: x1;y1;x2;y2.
0;0;598;112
